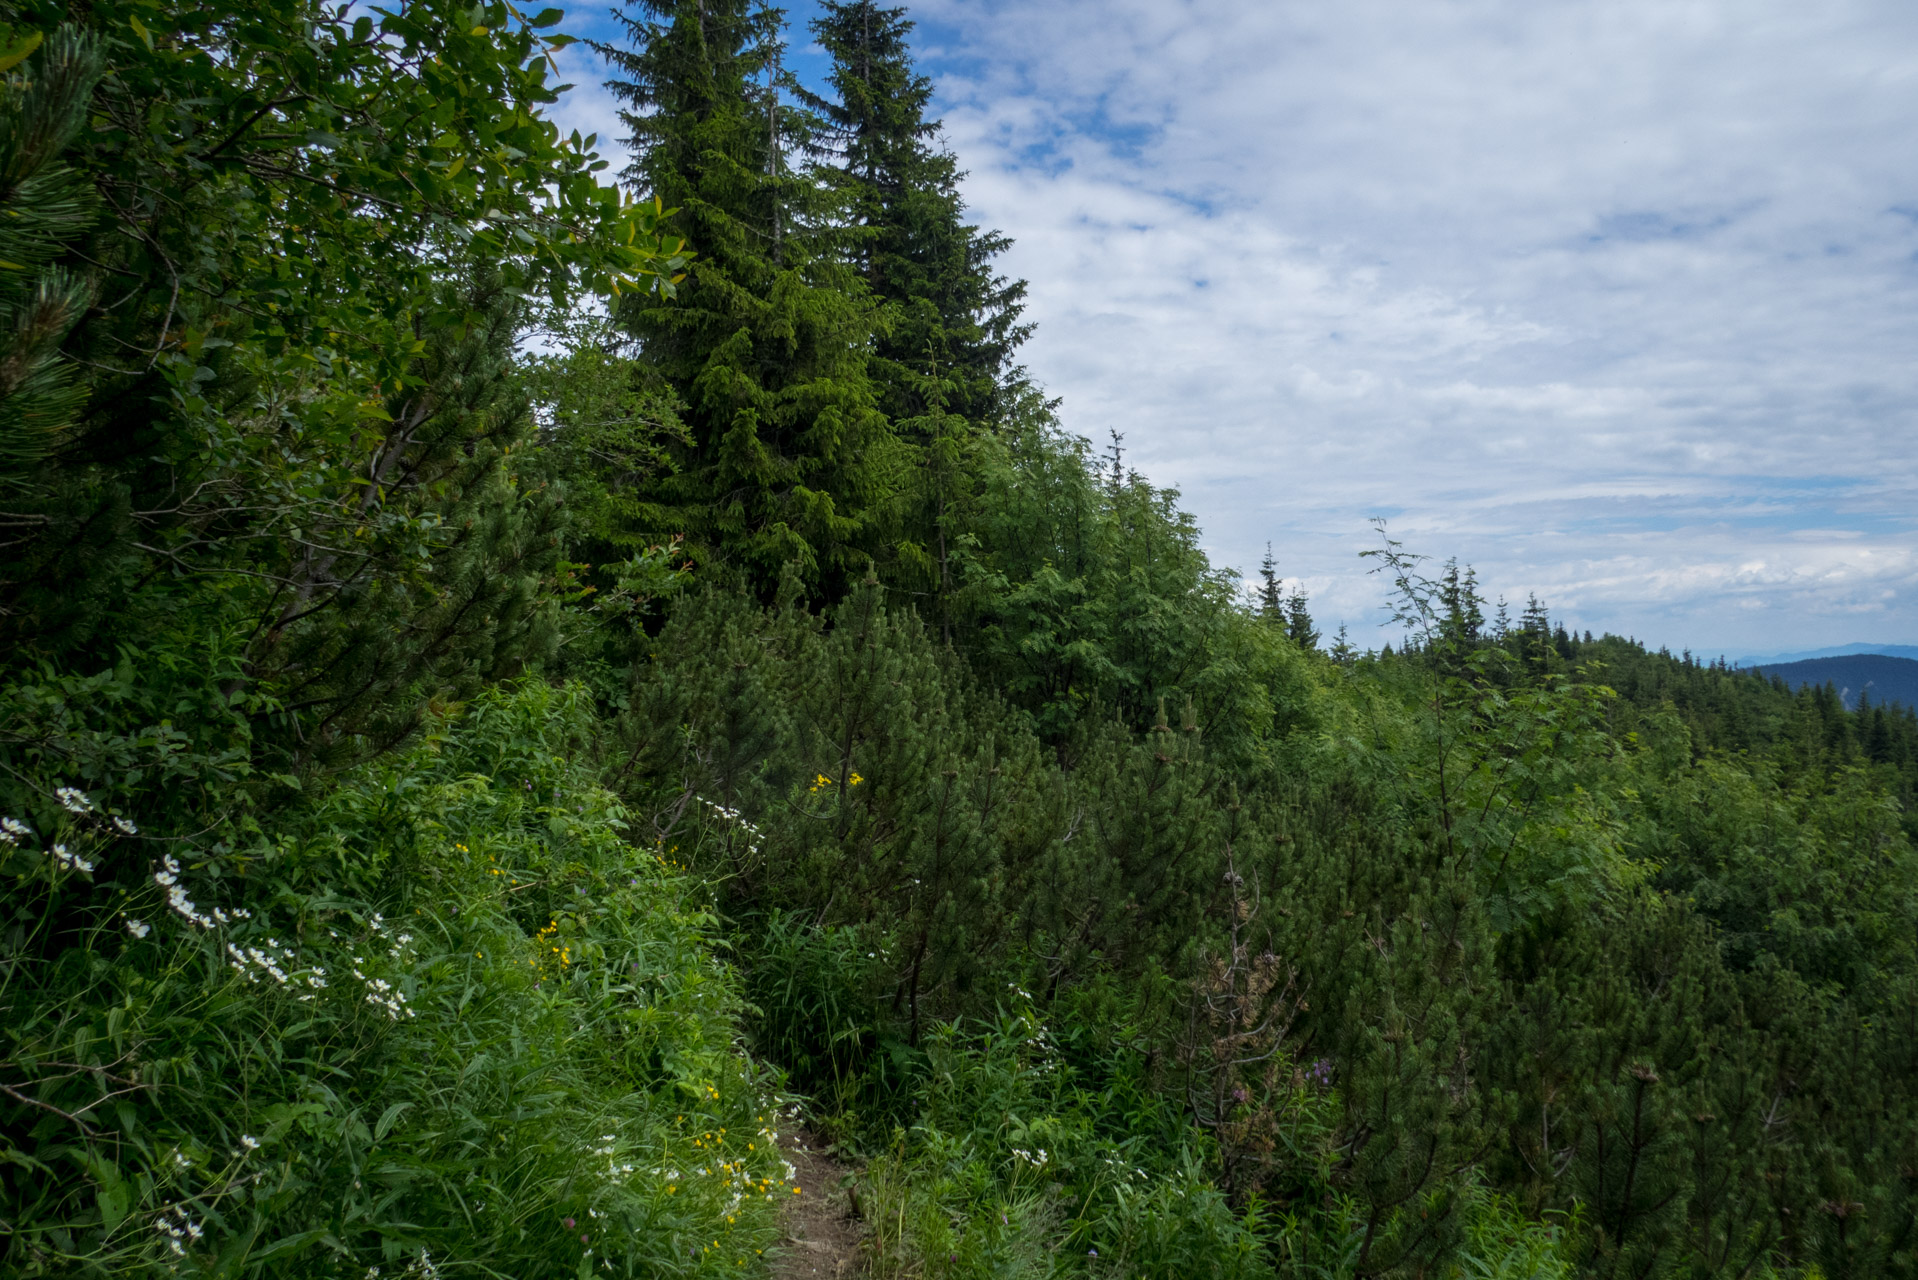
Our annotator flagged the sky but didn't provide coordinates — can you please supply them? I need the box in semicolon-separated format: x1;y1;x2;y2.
548;0;1918;658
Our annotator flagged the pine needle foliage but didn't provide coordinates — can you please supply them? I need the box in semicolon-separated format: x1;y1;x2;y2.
599;0;904;599
2;2;1916;1277
802;0;1030;432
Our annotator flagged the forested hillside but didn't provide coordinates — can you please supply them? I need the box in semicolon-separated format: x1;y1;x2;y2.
2;4;1914;1278
1754;655;1918;715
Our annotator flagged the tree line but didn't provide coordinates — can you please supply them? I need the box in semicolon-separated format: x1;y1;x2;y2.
1;2;1914;1277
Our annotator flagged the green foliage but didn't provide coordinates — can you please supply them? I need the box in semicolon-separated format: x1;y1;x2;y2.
600;0;903;597
803;0;1030;434
0;23;97;468
860;1001;1275;1280
4;2;1916;1277
1;683;795;1276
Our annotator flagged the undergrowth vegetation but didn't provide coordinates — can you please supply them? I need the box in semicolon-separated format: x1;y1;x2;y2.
4;2;1918;1277
6;684;797;1276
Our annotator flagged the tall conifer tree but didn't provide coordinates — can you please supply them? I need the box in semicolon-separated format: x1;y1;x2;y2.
803;1;1030;432
1258;543;1284;622
598;0;901;597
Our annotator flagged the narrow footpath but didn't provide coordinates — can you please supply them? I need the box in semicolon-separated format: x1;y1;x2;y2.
770;1128;865;1279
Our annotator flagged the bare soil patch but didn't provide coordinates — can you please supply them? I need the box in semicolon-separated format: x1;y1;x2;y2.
769;1127;865;1279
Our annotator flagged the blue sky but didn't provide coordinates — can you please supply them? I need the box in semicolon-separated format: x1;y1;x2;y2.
548;1;1918;656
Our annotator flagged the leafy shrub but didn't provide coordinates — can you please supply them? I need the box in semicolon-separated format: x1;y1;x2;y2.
1;683;795;1277
859;998;1273;1280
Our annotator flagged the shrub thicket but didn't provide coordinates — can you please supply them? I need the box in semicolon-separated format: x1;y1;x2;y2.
4;3;1916;1278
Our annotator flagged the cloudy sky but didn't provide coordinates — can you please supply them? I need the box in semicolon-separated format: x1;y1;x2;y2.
552;0;1918;657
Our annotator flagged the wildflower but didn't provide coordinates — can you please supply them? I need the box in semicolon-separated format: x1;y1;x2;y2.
240;1134;260;1151
0;816;30;845
56;786;95;814
111;815;138;835
52;843;95;874
154;855;216;928
125;918;151;939
564;1217;576;1229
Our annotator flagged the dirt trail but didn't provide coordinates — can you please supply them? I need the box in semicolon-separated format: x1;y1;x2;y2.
770;1128;865;1279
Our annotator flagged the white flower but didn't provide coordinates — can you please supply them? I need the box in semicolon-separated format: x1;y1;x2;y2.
0;816;27;845
56;786;95;815
125;918;151;939
240;1134;260;1151
154;856;219;928
111;815;138;835
52;844;95;874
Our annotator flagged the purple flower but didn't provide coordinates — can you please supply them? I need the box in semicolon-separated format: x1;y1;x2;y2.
563;1217;575;1229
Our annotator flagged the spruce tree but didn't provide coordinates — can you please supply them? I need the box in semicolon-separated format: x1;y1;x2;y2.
599;0;901;597
803;0;1029;431
1519;593;1555;670
1285;588;1320;650
1330;621;1356;664
1258;543;1284;622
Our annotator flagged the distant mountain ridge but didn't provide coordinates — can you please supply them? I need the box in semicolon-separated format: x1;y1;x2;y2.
1733;642;1918;666
1749;653;1918;712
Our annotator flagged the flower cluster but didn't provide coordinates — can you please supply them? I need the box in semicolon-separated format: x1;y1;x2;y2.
1006;983;1063;1074
352;959;414;1019
51;843;95;874
226;938;327;997
3;793;138;873
1011;1146;1050;1167
352;919;417;1019
153;855;251;930
700;797;762;855
365;1252;441;1280
534;918;573;972
647;1125;800;1211
807;771;864;793
153;1203;204;1257
1306;1057;1335;1088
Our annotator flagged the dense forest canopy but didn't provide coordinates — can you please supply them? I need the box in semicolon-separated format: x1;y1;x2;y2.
0;3;1913;1278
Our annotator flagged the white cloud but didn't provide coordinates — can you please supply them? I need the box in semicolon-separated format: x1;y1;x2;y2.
545;0;1918;652
903;0;1918;650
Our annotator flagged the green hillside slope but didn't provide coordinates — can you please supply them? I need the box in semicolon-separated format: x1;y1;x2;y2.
2;6;1914;1279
